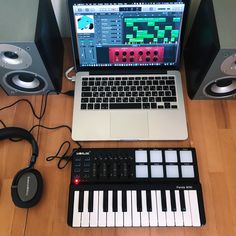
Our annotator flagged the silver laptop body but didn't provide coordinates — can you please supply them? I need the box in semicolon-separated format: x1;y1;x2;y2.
68;0;189;141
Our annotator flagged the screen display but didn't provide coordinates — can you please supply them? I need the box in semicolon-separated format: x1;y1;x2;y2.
72;2;185;67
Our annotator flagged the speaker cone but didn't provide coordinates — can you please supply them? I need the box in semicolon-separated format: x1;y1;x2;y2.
221;54;236;76
3;71;47;93
0;44;32;70
204;77;236;98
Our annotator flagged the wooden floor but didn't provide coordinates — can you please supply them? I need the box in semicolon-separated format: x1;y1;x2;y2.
0;39;236;236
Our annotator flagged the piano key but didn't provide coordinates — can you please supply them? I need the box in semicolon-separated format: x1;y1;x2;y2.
174;190;184;226
116;190;124;227
98;191;106;227
107;190;115;227
146;190;152;212
90;190;98;227
113;190;118;212
179;189;186;211
170;190;176;211
183;190;192;226
88;190;94;212
124;190;132;227
72;191;81;227
149;190;158;226
137;190;142;212
81;191;90;227
78;190;84;212
103;190;108;212
189;190;201;226
161;190;167;211
156;190;167;226
141;190;149;226
132;190;141;226
166;190;175;226
122;190;127;212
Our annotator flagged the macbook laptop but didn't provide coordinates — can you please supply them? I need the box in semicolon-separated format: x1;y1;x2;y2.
68;0;189;141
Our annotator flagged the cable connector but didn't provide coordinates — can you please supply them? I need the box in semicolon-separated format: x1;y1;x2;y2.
65;66;76;82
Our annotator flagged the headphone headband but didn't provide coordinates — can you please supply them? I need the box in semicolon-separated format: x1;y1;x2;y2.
0;127;38;167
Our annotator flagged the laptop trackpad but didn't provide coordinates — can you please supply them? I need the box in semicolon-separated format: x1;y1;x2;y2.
110;111;148;139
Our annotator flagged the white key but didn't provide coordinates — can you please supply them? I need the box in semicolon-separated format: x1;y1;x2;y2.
189;190;201;226
166;190;175;226
81;191;90;227
149;190;158;226
98;191;106;227
116;190;123;227
131;190;141;227
107;190;115;227
156;190;166;226
174;190;184;226
90;191;98;227
72;191;81;227
141;190;149;226
183;190;192;226
124;190;132;227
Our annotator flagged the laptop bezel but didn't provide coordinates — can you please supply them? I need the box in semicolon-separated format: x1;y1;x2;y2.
67;0;190;73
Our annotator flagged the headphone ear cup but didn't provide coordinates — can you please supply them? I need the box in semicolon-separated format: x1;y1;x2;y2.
11;168;43;208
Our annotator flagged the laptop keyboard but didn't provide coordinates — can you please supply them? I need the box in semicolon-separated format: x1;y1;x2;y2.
80;75;178;110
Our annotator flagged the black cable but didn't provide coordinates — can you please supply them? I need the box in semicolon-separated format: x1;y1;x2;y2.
0;90;56;120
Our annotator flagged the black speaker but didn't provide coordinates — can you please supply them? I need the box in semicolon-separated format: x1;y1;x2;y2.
184;0;236;99
0;0;64;95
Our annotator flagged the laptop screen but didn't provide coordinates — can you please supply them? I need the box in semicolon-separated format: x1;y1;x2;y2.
69;0;187;70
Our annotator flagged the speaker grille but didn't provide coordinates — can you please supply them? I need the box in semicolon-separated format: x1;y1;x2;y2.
0;44;32;70
204;77;236;98
3;71;47;93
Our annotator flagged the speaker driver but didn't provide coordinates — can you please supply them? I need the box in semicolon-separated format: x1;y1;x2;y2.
221;54;236;76
204;77;236;98
3;71;47;93
0;44;32;70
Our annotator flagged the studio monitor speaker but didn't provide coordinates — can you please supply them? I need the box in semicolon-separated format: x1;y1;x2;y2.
184;0;236;99
0;0;64;95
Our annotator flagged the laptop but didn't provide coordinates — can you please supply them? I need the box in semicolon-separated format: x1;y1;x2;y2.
68;0;189;141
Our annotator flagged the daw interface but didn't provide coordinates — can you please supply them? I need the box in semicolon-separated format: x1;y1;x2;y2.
72;1;184;67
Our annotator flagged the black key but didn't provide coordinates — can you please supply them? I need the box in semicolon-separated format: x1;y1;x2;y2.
81;92;92;97
162;97;177;102
78;190;84;212
146;190;152;212
81;104;87;110
122;190;127;212
82;86;91;91
137;190;142;212
151;103;157;109
109;103;141;109
170;190;177;211
113;190;118;212
88;190;94;212
179;190;186;211
103;190;108;212
161;190;167;211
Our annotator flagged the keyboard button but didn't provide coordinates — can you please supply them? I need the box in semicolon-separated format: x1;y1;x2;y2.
189;190;201;226
88;190;94;212
156;190;167;226
183;190;192;226
116;190;124;226
175;190;184;226
81;191;90;227
103;190;108;212
78;190;84;212
166;190;175;226
109;103;142;109
179;189;186;211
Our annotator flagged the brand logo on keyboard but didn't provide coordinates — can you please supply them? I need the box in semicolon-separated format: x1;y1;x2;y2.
176;185;193;190
76;151;90;155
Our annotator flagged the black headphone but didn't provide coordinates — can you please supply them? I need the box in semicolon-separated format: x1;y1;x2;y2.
0;127;43;208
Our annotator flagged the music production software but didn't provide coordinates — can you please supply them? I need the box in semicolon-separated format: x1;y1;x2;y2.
72;2;185;67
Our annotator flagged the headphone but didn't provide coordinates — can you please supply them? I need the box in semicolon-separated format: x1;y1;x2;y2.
0;127;43;208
